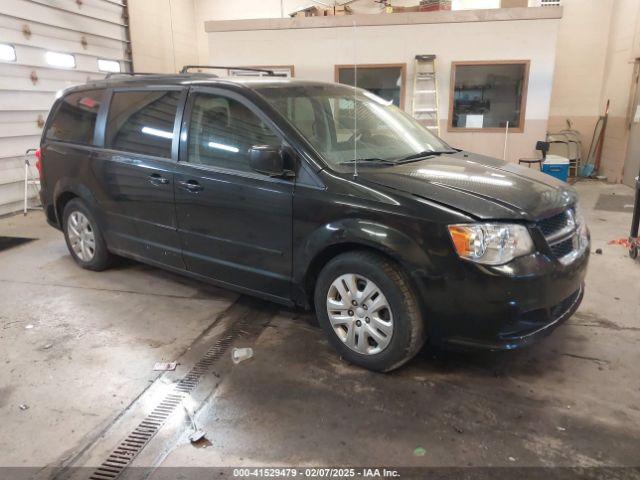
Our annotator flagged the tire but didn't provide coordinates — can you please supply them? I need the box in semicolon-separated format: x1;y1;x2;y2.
62;198;113;271
630;245;638;260
314;250;426;372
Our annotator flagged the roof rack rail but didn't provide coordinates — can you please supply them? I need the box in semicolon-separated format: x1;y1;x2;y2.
104;72;159;79
180;65;275;76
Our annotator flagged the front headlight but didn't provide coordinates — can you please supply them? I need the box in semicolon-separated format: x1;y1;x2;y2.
448;223;534;265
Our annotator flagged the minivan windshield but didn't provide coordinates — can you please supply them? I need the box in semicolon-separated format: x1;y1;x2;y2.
255;83;454;168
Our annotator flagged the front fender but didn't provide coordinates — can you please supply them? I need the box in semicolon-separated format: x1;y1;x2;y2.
295;218;436;285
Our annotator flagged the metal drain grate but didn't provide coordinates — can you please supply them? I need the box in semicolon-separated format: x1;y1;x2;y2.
88;323;246;480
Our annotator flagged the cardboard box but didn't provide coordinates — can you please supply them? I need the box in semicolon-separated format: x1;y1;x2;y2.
419;0;452;11
388;5;421;13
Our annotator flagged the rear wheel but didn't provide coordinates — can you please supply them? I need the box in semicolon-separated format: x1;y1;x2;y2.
314;251;426;372
62;198;113;271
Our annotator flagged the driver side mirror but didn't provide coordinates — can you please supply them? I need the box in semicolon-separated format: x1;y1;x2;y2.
249;145;294;178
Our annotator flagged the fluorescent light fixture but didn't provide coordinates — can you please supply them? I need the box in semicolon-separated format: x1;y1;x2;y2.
208;141;239;153
141;126;173;139
0;43;16;62
98;59;121;73
46;51;75;69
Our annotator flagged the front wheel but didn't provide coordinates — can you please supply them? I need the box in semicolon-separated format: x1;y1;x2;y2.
314;251;426;372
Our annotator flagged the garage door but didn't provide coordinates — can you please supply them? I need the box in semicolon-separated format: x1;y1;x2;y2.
0;0;131;215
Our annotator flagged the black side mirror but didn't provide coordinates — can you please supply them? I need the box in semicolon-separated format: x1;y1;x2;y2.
249;145;294;178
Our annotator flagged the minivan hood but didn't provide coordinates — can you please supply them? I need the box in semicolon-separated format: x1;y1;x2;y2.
356;151;576;221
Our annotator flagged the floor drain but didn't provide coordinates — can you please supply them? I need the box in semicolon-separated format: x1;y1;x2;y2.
88;322;247;480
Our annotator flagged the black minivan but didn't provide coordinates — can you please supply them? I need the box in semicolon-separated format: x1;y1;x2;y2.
38;72;589;372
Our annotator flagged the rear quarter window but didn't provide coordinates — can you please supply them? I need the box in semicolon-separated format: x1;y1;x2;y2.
45;89;105;145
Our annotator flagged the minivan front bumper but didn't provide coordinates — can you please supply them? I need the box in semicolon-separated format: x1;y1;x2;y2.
421;247;589;351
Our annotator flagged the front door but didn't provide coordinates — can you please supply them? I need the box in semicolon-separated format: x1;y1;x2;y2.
93;88;185;268
624;60;640;188
174;88;294;301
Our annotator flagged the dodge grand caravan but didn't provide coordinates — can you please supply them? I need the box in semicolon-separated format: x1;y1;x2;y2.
38;72;589;372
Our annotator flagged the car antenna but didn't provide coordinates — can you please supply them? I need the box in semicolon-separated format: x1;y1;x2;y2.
353;19;358;180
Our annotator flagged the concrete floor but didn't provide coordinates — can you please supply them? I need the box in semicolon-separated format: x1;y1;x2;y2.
0;180;639;478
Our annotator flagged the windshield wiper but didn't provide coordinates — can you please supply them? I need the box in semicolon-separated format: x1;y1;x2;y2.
340;157;396;165
396;150;456;163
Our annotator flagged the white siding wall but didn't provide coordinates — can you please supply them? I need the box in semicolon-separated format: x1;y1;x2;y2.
0;0;131;215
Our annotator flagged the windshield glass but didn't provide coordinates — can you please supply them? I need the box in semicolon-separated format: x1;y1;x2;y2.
255;83;453;167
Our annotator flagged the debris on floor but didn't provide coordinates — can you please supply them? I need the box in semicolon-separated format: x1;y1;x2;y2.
608;237;637;248
19;404;29;411
595;248;603;254
232;347;253;364
153;362;177;371
24;324;34;330
413;447;426;457
183;405;209;446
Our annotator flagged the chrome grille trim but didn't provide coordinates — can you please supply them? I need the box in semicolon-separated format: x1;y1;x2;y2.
537;206;587;265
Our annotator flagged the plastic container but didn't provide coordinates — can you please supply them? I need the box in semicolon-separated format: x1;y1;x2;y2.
542;155;570;182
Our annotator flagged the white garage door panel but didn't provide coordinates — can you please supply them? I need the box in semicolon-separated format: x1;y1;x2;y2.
4;63;107;84
0;0;130;213
0;155;24;171
12;45;126;74
0;122;42;138
0;91;56;111
0;136;43;158
0;15;128;52
0;182;30;215
0;75;82;94
30;0;126;25
0;111;48;123
0;165;28;186
0;0;127;41
1;28;130;62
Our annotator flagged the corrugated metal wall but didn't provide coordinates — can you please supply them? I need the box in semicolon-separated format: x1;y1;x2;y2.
0;0;131;215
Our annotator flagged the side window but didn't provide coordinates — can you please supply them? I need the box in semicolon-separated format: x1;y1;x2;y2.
105;90;180;158
187;93;280;173
45;89;105;145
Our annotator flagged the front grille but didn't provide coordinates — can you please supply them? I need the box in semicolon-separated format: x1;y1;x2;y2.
537;211;569;238
536;206;584;263
549;236;574;258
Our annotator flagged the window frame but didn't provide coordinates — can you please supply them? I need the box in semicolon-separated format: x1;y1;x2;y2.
334;63;407;110
98;86;187;162
178;86;292;182
448;60;530;133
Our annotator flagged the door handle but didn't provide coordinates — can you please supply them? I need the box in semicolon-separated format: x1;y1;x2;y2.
148;173;169;185
178;180;203;192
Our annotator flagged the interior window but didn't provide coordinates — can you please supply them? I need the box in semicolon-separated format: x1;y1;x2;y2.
336;65;405;108
450;62;529;130
105;90;180;158
46;89;105;145
187;93;280;173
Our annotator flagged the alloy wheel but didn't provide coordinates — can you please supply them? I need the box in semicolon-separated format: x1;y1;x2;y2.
67;211;96;262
